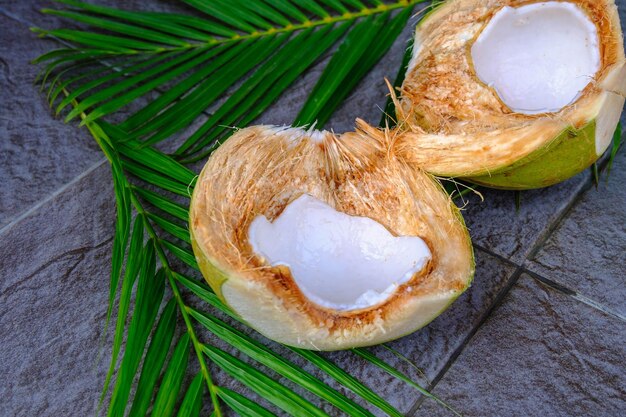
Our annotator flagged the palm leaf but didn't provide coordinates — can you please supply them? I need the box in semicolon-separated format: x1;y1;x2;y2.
33;1;463;416
99;216;144;408
353;348;461;416
107;248;164;417
38;0;426;160
189;307;377;417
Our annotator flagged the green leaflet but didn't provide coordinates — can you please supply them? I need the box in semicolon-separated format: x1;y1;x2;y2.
128;299;178;417
295;13;386;125
177;22;355;160
177;373;205;417
189;308;375;417
353;348;461;416
292;349;404;417
305;6;414;127
99;215;144;409
107;248;165;417
152;334;191;417
215;387;276;417
133;186;189;222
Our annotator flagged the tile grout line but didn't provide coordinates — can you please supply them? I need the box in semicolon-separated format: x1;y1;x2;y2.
479;238;626;322
522;268;626;322
517;140;626;321
473;243;523;269
0;158;107;237
0;6;37;26
523;179;593;263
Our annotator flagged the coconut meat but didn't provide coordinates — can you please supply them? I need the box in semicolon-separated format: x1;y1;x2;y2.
248;194;431;311
471;1;600;115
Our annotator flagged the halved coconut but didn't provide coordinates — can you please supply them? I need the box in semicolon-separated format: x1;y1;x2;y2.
190;123;474;350
395;0;625;189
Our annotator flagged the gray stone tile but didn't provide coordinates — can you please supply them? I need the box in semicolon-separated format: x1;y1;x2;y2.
527;147;626;316
0;164;116;416
0;14;103;228
414;275;626;417
461;172;590;263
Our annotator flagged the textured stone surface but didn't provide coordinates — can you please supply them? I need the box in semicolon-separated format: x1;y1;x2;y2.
0;13;103;228
414;275;626;417
527;146;626;316
461;173;590;263
0;164;116;416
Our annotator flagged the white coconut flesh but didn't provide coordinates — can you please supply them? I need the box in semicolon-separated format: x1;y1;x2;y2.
248;194;432;311
471;1;600;115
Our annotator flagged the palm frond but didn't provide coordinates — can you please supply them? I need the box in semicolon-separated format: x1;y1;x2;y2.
189;307;377;417
33;1;464;416
203;344;331;417
37;0;425;160
87;115;453;416
107;247;164;417
99;215;144;409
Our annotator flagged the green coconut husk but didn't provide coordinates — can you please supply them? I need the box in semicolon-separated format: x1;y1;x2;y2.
395;0;626;190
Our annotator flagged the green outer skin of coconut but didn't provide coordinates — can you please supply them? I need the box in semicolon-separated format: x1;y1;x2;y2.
466;120;598;190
